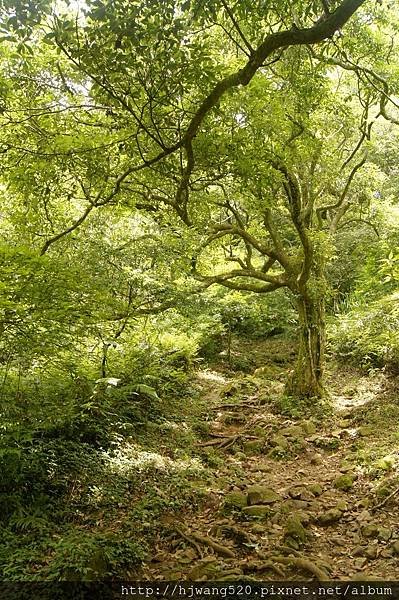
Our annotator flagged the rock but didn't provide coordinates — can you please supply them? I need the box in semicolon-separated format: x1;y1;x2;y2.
377;527;392;542
300;489;316;502
247;485;281;505
361;524;380;539
280;425;304;439
391;541;399;556
333;474;354;491
308;483;323;496
294;437;307;450
353;546;365;557
291;499;309;509
271;513;281;525
357;510;372;523
310;453;322;465
251;523;266;534
338;419;351;428
289;486;315;502
301;420;316;435
288;486;305;499
339;461;352;473
270;434;290;450
318;508;342;525
242;505;270;518
284;514;308;547
336;500;348;512
353;557;367;569
294;510;312;526
358;425;373;437
364;545;378;560
281;499;309;512
330;536;347;547
380;548;393;558
243;441;263;454
257;464;272;473
311;435;341;450
189;560;219;579
224;491;247;509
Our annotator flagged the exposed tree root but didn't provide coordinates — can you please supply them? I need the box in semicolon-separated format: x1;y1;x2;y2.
174;526;203;558
245;560;286;578
220;524;256;546
275;545;303;557
175;527;235;558
273;556;329;581
198;434;259;449
257;550;329;581
211;401;261;410
371;486;399;512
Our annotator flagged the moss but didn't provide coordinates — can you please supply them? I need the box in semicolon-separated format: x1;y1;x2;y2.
301;420;316;435
284;514;307;547
270;434;290;450
375;455;396;471
308;483;322;496
243;441;263;455
224;491;247;509
318;509;342;525
333;474;354;491
242;505;271;517
247;486;281;505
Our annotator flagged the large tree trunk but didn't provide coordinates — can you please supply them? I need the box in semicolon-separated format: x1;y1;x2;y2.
286;293;325;398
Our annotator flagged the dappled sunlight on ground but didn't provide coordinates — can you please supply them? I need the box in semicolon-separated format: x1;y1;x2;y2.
331;370;385;411
101;442;204;475
196;369;228;384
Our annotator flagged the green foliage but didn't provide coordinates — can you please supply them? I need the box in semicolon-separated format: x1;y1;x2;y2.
330;293;399;371
274;393;332;419
0;527;146;581
217;290;296;338
42;531;146;580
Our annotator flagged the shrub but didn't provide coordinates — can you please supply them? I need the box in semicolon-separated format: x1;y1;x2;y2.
330;292;399;371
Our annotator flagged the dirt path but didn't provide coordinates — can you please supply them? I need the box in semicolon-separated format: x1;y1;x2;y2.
141;338;399;581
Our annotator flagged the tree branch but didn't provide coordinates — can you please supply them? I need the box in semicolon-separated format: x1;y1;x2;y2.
220;0;254;56
43;0;365;251
316;157;366;234
40;204;94;255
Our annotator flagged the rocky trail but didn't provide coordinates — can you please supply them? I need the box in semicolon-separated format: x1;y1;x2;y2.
137;337;399;582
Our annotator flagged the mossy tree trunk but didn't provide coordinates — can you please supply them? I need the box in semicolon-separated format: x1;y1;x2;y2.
286;292;325;399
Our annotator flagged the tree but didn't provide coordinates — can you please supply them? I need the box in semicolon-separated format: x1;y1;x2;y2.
185;51;377;398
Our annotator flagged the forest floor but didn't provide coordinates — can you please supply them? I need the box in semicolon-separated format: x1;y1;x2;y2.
126;335;399;582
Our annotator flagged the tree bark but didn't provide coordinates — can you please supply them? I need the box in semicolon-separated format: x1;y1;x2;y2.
286;293;325;399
